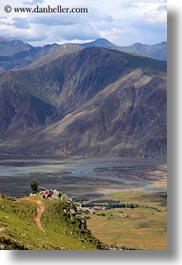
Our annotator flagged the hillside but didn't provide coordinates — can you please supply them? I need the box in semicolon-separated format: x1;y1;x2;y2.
0;194;107;250
0;47;167;158
0;188;167;250
0;46;167;158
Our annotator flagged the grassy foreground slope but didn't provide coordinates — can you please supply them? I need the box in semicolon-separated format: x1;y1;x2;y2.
0;195;106;250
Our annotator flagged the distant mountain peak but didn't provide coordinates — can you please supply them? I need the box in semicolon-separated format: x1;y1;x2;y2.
160;41;167;44
9;39;32;48
43;43;59;48
80;38;167;60
0;37;32;56
94;38;114;44
81;38;116;49
132;42;145;47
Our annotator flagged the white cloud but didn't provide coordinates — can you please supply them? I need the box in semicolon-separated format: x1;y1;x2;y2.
23;0;44;5
0;0;167;46
12;17;30;29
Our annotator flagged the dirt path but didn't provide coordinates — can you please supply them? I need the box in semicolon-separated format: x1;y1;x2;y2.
28;199;45;233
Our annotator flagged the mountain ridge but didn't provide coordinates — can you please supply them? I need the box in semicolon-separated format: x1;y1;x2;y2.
0;46;167;158
0;38;32;57
81;38;167;61
0;37;167;73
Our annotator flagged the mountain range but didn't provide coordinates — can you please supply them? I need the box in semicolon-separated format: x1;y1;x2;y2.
0;38;166;73
0;37;167;158
81;38;167;61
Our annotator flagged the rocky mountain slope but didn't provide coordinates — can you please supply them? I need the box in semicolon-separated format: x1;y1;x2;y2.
0;46;167;158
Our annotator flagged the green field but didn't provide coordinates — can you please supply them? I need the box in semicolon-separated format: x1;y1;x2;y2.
83;191;167;250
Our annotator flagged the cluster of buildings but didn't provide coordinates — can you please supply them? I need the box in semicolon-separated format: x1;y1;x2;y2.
39;189;62;200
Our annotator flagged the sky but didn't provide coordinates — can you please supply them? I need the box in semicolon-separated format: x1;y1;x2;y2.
0;0;167;46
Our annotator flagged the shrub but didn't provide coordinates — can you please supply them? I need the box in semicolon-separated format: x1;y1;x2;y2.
84;216;90;220
30;179;39;193
96;213;106;217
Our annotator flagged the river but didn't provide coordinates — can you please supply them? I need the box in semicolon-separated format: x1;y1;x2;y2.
0;157;167;198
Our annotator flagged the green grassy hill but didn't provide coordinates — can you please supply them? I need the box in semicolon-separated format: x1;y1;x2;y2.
0;194;106;250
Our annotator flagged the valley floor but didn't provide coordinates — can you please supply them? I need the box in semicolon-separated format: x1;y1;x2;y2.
83;190;167;250
0;158;167;250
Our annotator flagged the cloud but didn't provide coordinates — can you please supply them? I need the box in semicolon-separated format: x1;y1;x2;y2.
31;13;81;26
52;24;100;42
0;0;167;46
12;17;30;29
23;0;45;5
0;26;47;43
158;5;167;11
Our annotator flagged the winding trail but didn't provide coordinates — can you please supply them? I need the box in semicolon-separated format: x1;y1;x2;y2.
28;199;45;233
